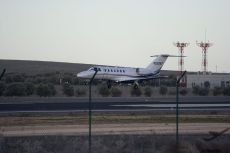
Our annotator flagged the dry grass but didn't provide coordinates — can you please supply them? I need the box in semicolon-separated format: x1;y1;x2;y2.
0;113;229;127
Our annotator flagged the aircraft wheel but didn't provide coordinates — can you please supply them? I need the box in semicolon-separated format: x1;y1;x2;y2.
134;84;139;89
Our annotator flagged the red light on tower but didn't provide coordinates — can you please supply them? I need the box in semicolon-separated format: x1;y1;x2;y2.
196;41;213;74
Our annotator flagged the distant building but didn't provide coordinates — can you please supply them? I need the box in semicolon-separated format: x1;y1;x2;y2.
187;72;230;89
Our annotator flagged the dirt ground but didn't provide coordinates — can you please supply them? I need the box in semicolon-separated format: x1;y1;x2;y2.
1;123;230;137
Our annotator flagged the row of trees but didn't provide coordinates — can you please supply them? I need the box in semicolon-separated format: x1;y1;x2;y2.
3;72;83;85
1;72;230;97
1;82;230;97
2;72;177;87
0;81;172;97
98;86;156;97
192;85;230;96
213;86;230;96
0;82;56;97
0;72;179;97
0;82;87;97
98;86;179;97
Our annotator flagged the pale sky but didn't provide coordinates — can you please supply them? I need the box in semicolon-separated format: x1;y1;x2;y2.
0;0;230;72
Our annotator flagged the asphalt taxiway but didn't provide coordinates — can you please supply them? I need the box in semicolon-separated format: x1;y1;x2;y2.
0;97;229;113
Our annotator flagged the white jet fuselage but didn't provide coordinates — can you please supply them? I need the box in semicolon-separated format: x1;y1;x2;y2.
77;54;171;83
77;66;160;82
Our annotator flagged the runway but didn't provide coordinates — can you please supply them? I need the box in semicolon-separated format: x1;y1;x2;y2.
0;97;229;112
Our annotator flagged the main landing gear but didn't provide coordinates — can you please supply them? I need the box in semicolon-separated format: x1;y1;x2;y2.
133;81;139;89
107;81;112;89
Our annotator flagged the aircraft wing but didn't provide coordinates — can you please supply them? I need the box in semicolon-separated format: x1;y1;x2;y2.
112;76;140;82
112;75;168;82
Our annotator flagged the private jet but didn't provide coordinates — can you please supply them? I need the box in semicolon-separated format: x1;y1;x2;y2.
77;54;177;88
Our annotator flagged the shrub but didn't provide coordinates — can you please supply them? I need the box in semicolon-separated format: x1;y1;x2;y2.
62;74;73;84
36;83;56;97
144;87;152;97
75;88;86;97
62;83;74;96
99;85;110;97
111;87;122;97
48;84;56;95
12;74;25;82
36;84;47;96
73;78;80;85
0;82;6;96
180;88;188;96
5;74;25;83
198;88;209;96
223;87;230;96
204;81;210;88
5;76;13;83
48;76;60;85
33;77;48;84
192;86;200;95
25;82;35;95
131;88;142;97
159;86;167;95
213;87;222;96
4;83;26;96
192;85;209;96
168;89;176;95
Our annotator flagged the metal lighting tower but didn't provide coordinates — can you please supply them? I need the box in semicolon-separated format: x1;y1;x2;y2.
196;41;213;74
174;42;189;84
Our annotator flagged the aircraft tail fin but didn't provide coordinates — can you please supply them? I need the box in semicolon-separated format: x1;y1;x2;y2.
146;54;182;72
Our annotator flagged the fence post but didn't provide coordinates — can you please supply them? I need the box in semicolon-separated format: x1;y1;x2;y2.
88;68;98;153
176;71;186;147
0;69;6;81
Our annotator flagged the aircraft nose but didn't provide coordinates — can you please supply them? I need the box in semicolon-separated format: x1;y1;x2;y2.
77;72;85;78
77;71;92;78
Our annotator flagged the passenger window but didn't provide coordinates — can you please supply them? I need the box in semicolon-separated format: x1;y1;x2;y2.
108;69;110;72
120;70;122;73
123;70;125;73
111;69;113;72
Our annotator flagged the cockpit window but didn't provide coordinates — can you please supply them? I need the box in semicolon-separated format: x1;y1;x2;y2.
88;67;94;71
88;67;101;71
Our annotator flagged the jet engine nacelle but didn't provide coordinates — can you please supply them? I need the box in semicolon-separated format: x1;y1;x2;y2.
136;68;152;75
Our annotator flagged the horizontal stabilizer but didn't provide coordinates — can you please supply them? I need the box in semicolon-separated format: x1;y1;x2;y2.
151;54;186;57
